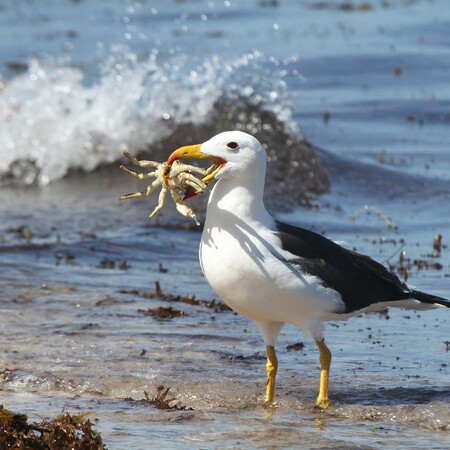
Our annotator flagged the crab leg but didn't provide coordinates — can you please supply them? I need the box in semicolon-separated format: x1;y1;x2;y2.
176;173;207;192
119;179;162;201
181;164;210;176
123;152;160;168
120;165;159;180
149;186;168;218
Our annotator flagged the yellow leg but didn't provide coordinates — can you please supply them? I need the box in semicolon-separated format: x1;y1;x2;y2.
264;345;278;404
315;339;332;409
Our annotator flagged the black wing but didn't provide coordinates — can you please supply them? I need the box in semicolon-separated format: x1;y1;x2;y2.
275;221;412;313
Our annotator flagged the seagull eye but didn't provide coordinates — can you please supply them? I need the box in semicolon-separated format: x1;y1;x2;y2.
227;141;238;150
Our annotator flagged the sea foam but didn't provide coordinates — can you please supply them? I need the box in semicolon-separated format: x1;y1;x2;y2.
0;48;297;186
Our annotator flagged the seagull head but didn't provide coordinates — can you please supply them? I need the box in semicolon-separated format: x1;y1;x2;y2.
167;131;266;199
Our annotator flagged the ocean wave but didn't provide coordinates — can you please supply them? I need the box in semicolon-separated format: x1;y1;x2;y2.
0;49;302;186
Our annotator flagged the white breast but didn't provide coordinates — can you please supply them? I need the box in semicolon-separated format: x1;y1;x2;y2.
199;217;344;325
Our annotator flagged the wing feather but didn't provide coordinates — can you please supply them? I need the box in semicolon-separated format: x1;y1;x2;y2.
275;221;411;313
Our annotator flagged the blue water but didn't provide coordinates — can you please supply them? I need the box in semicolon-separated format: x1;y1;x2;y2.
1;1;449;448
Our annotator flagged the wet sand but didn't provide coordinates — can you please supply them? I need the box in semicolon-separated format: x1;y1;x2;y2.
1;167;449;449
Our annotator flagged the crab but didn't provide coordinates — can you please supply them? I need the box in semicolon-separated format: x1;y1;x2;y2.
119;152;217;225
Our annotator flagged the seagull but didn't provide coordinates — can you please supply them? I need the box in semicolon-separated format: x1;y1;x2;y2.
167;131;449;409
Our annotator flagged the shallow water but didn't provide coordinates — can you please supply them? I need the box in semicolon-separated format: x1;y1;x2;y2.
1;1;450;449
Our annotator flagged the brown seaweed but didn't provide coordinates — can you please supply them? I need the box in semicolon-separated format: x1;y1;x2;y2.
0;405;104;449
137;306;186;319
286;342;305;352
121;282;232;313
124;386;193;411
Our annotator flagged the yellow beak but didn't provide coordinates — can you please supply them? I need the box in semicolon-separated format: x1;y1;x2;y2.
166;144;226;185
167;144;203;163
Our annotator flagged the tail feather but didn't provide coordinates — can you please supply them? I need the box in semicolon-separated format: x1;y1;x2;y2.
411;290;450;307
